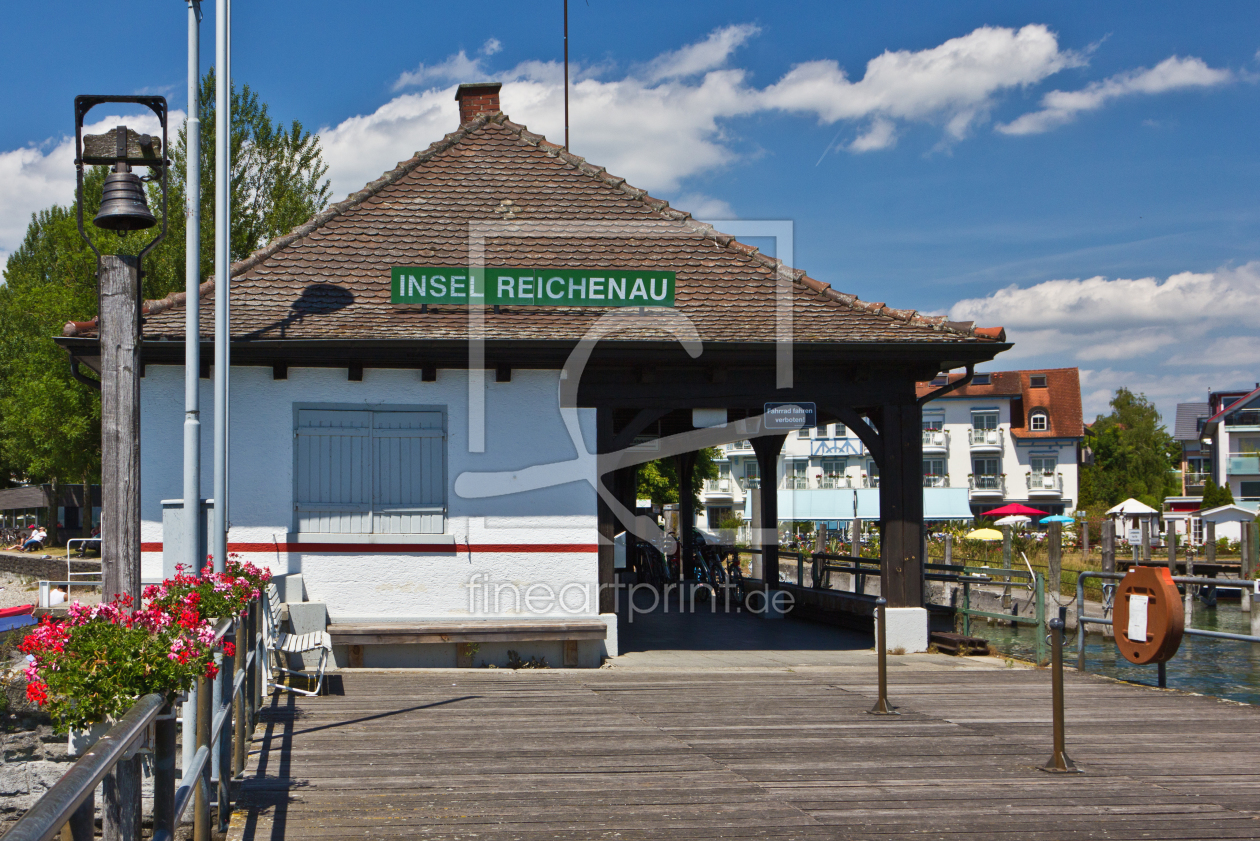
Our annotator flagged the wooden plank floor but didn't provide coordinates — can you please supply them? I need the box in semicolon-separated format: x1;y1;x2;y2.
228;664;1260;840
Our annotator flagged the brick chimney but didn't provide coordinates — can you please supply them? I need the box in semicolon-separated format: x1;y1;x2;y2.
455;82;502;124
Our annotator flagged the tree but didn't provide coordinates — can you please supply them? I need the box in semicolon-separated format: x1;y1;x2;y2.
1079;388;1179;510
1201;479;1235;510
636;449;720;509
0;73;330;510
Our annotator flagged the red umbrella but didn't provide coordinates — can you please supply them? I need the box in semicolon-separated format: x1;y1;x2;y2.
983;503;1047;517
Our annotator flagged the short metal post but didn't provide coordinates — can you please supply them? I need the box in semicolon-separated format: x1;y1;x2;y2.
1035;573;1047;666
194;675;211;841
1039;614;1081;773
1157;661;1167;688
154;701;177;839
961;579;971;637
234;617;247;776
868;598;898;715
217;650;232;832
66;793;94;841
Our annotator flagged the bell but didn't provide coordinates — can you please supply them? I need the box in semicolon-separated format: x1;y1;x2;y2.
93;166;156;231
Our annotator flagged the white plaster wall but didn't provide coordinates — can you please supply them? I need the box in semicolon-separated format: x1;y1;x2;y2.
139;365;598;620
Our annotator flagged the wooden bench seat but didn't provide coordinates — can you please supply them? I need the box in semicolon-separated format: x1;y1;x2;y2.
328;619;608;667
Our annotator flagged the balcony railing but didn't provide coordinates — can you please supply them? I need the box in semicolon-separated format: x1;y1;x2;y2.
818;476;853;489
968;475;1005;495
1184;471;1210;491
1229;455;1260;475
968;428;1004;448
862;476;879;489
704;478;733;493
1226;410;1260;427
784;477;809;490
743;477;761;489
921;429;949;450
923;475;950;488
1026;472;1063;494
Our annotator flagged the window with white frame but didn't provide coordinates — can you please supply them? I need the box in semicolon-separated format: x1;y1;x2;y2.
923;458;947;486
972;410;999;430
1030;411;1049;431
922;414;944;431
295;406;446;534
1030;455;1057;475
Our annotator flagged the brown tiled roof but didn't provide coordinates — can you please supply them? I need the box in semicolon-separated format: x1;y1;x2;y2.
66;111;1005;346
916;367;1083;439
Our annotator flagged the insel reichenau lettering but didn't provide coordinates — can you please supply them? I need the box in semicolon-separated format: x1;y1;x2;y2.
390;267;676;307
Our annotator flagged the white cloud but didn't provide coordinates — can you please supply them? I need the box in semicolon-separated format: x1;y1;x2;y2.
0;111;174;278
671;193;735;219
642;23;760;82
849;118;897;152
393;50;488;91
481;38;503;57
998;56;1232;134
762;25;1082;140
950;263;1260;423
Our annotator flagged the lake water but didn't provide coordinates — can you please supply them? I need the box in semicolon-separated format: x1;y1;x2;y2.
981;600;1260;706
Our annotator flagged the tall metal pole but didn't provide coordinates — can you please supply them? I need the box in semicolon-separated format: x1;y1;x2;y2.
213;0;229;576
563;0;569;151
183;0;203;782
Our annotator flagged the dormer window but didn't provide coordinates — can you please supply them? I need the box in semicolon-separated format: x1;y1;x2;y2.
1030;374;1047;388
1030;411;1049;432
973;373;991;385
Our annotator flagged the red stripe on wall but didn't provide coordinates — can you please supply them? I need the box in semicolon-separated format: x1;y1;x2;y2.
140;542;598;554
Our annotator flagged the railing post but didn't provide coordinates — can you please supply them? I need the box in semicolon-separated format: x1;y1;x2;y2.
66;794;95;841
1035;573;1046;666
944;533;952;566
961;578;971;637
153;700;177;840
1242;522;1253;613
217;649;232;832
1048;523;1062;602
1001;525;1012;608
234;616;247;777
868;598;897;715
1076;573;1087;671
194;675;210;841
1204;522;1217;608
1039;611;1081;773
252;599;263;716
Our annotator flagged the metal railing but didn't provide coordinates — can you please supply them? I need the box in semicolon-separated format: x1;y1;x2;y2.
968;475;1005;495
1075;571;1260;671
1226;410;1260;427
5;599;265;841
862;476;879;488
818;476;852;489
1026;472;1064;493
968;428;1004;448
921;429;949;449
703;478;733;493
784;477;809;490
923;475;949;488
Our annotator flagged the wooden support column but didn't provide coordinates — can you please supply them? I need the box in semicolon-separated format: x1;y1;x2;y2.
751;435;787;587
877;402;924;608
98;252;143;841
677;452;697;579
616;464;640;582
596;407;616;614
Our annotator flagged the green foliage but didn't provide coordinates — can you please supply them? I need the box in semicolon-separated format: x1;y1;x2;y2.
1079;388;1179;510
0;72;329;487
1200;478;1235;510
635;448;720;508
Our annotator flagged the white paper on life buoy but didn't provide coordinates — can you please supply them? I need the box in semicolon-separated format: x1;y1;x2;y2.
1127;594;1149;642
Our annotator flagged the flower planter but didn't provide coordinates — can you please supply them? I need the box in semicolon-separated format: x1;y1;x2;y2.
67;720;112;757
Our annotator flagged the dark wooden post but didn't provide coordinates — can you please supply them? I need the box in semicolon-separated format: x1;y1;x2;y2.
1101;519;1115;575
1048;522;1062;600
98;253;143;841
751;434;786;587
676;452;697;580
877;403;923;608
595;407;616;614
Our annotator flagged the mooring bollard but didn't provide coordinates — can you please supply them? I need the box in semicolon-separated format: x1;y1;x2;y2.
869;598;898;715
1039;613;1081;773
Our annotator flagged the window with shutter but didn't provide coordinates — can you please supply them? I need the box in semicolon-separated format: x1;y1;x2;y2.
295;407;446;534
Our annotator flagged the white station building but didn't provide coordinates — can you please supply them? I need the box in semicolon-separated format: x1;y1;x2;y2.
62;83;1010;661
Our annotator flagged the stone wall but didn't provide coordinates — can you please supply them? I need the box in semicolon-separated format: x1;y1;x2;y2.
0;725;76;827
0;554;98;583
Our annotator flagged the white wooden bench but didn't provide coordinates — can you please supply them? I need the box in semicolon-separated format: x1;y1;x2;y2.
328;619;609;668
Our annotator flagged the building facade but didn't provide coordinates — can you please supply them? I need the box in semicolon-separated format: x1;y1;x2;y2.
700;367;1083;525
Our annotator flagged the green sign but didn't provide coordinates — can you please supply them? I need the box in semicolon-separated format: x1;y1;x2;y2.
391;267;676;307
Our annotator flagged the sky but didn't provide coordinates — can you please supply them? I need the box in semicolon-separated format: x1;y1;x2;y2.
2;1;1258;424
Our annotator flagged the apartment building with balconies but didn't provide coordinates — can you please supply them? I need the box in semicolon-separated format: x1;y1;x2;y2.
1198;385;1260;506
914;368;1083;517
696;367;1083;527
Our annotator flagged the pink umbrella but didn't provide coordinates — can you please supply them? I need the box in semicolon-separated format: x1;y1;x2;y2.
983;503;1048;517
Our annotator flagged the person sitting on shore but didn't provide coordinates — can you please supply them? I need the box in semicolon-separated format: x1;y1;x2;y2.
22;526;47;552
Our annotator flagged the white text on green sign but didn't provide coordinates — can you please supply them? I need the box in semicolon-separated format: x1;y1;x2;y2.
391;267;676;307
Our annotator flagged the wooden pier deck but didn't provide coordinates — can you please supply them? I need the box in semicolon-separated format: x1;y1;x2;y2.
228;657;1260;840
